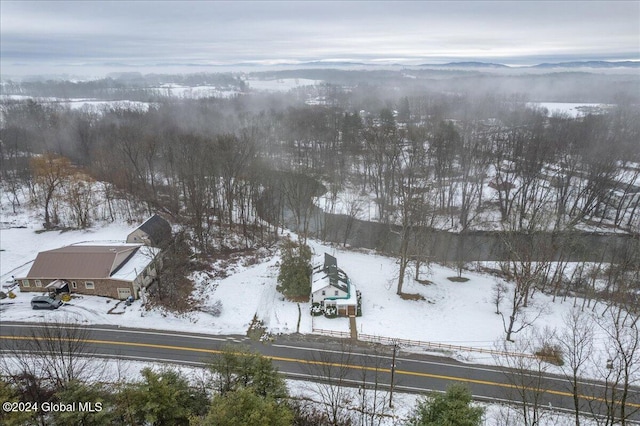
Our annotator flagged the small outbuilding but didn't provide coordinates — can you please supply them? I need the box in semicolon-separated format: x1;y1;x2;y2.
126;214;172;248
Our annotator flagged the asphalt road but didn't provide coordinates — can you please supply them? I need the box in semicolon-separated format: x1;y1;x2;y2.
1;321;638;422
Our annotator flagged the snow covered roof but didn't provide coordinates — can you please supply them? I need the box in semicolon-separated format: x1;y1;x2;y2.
312;268;332;293
112;246;160;281
335;283;358;306
311;262;350;294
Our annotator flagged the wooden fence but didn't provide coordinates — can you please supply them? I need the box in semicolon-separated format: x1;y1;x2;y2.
359;333;537;359
311;327;351;339
311;327;535;359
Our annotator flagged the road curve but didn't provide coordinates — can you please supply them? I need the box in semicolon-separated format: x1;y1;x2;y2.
0;321;638;421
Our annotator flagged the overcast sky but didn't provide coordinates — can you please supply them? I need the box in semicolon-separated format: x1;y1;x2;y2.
1;1;639;77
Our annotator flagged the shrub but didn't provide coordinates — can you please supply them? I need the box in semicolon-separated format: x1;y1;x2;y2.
203;299;223;317
535;343;564;366
324;305;338;318
310;303;323;316
408;384;484;426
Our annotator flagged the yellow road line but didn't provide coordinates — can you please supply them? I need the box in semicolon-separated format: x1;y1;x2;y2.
2;335;639;409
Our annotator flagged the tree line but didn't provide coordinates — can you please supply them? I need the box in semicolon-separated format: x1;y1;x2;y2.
1;78;638;311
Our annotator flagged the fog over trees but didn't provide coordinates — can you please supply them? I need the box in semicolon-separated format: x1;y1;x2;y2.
3;70;638;314
2;68;639;286
1;66;639;424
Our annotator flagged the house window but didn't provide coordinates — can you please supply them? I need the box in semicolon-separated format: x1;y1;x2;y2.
334;290;339;296
321;290;325;296
85;281;95;289
35;280;42;287
22;279;30;287
71;281;77;289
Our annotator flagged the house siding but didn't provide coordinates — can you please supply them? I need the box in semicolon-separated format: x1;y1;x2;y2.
311;286;348;304
19;278;136;300
126;214;172;248
126;229;149;245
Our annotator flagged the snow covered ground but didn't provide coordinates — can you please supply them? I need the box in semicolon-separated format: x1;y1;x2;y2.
529;102;613;118
0;205;614;373
0;95;152;112
1;201;631;423
150;84;240;99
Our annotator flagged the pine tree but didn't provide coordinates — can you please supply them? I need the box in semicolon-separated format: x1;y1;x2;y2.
116;368;208;425
408;384;484;426
205;388;293;426
277;239;312;300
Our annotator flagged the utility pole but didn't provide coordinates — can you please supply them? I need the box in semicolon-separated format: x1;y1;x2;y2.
389;341;397;408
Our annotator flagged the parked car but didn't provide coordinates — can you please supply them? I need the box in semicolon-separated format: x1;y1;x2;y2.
31;296;62;310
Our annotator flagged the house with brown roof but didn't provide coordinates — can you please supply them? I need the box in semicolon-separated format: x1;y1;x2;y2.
17;244;160;300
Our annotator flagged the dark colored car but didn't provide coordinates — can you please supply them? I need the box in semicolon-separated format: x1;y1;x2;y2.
31;296;63;310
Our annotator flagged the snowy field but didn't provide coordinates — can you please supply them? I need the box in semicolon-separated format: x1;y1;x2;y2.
150;84;240;99
0;94;152;111
529;102;613;118
244;77;323;92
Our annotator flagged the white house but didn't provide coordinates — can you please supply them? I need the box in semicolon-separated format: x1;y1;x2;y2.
311;253;359;317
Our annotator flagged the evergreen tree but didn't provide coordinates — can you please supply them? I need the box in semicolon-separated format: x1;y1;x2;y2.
408;384;484;426
52;380;115;426
115;368;208;426
204;388;293;426
277;239;312;300
0;379;36;426
209;347;288;399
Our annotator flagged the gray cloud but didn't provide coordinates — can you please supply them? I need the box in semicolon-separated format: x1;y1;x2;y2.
1;1;638;76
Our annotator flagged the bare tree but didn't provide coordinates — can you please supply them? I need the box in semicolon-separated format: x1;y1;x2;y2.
498;233;549;342
280;171;322;243
492;281;508;315
362;109;403;224
590;307;640;425
495;328;554;426
557;308;595;426
0;317;105;426
29;153;74;228
341;192;365;247
394;140;429;295
355;346;392;426
305;342;357;426
63;171;95;229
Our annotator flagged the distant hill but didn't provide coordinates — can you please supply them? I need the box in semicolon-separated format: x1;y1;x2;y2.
416;60;640;69
420;61;509;68
532;61;640;69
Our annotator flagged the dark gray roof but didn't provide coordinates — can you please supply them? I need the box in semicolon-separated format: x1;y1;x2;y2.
136;214;171;247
